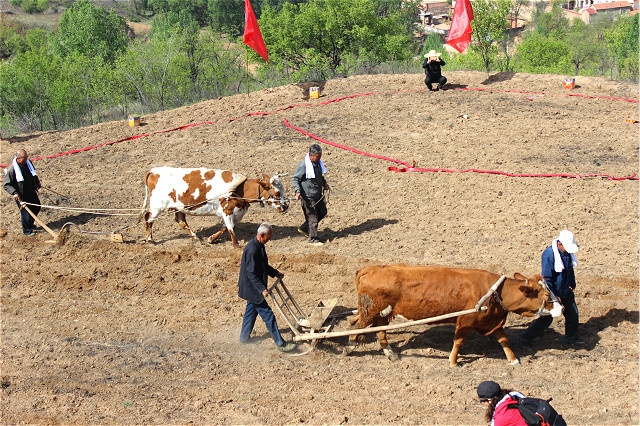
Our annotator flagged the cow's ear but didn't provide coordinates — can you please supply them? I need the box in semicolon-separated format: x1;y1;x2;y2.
513;273;526;281
261;174;270;185
519;285;536;296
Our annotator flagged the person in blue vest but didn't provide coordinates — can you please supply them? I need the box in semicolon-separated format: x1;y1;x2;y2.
520;230;586;347
238;223;296;352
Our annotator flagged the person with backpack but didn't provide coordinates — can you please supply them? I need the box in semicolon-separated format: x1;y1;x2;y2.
477;381;566;426
478;381;527;426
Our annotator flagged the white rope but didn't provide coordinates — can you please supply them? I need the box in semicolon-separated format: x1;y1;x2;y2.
21;202;140;216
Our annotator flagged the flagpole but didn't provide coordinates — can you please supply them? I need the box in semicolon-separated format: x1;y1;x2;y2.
245;45;249;97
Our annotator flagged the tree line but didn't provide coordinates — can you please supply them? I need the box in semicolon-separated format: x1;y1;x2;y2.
0;0;637;136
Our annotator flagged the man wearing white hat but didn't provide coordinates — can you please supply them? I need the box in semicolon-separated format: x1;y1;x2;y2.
422;49;447;91
520;230;586;347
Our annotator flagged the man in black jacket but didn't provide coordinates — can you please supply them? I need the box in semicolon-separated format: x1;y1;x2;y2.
422;49;447;91
238;223;296;352
3;149;41;236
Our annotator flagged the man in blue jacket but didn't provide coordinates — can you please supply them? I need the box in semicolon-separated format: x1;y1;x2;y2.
520;230;586;348
238;223;296;352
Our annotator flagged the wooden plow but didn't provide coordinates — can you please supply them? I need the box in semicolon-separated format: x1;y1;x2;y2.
19;202;126;245
268;275;507;346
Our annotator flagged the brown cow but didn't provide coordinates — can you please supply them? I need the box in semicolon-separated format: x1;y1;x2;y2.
347;264;563;367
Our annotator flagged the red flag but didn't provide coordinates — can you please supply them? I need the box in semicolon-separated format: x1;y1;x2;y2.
243;0;268;62
446;0;474;53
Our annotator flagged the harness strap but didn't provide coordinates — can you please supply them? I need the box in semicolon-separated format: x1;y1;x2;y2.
475;275;507;311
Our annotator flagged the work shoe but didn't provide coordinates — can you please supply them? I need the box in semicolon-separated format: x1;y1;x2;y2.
24;231;36;237
565;339;587;347
277;342;296;352
297;228;308;238
308;238;324;246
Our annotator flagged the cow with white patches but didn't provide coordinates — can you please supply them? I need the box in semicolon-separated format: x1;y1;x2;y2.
140;167;289;247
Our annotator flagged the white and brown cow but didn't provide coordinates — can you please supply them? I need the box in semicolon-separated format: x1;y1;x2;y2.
347;264;563;366
140;167;289;247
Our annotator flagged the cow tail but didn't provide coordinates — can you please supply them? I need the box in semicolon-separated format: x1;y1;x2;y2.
137;171;151;224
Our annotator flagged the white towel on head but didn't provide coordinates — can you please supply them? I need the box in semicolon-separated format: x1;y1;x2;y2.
304;152;327;179
12;157;37;182
551;238;578;272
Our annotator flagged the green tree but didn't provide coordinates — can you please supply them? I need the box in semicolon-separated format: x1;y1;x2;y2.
148;0;209;25
52;0;130;63
15;0;49;14
208;0;244;36
0;29;64;131
421;32;449;61
470;0;512;74
531;1;569;40
151;8;200;38
0;19;28;60
604;13;639;80
514;32;569;73
257;0;413;80
566;18;600;75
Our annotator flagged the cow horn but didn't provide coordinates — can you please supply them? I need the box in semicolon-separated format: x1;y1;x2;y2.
538;279;545;286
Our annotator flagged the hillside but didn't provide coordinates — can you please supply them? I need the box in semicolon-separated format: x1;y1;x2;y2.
1;71;638;425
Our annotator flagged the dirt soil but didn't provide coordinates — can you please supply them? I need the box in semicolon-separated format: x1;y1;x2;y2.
1;71;638;425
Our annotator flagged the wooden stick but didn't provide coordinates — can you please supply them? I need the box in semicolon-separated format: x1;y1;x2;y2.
21;204;58;240
292;306;488;342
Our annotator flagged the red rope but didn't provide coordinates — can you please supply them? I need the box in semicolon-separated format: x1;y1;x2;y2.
1;86;637;170
282;118;638;181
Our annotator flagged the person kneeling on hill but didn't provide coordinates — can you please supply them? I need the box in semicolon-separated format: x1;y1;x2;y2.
422;49;447;91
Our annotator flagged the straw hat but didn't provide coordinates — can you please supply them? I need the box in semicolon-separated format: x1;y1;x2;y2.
424;49;442;58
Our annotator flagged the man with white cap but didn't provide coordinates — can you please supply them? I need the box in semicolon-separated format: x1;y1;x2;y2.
422;49;447;91
520;230;586;347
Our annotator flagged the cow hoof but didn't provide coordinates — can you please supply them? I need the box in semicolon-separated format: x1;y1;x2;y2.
146;240;156;245
510;358;521;366
449;363;461;368
383;348;399;361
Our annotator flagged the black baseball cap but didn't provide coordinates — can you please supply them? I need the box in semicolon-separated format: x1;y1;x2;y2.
477;381;501;400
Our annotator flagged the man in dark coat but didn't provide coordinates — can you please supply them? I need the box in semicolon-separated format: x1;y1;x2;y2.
291;144;330;246
3;149;41;236
238;223;296;352
422;49;447;91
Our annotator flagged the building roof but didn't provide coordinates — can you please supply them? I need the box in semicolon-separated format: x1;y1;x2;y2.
590;1;632;10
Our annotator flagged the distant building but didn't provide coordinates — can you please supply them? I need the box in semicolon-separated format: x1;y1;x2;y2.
580;1;634;22
564;0;634;9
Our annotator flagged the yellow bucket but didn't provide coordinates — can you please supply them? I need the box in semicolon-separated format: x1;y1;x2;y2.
128;115;141;126
309;87;319;98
